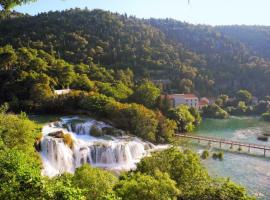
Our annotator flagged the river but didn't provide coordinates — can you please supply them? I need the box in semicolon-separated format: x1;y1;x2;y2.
195;116;270;199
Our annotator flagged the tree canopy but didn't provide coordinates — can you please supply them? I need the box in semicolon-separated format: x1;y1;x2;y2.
1;9;270;96
0;0;36;11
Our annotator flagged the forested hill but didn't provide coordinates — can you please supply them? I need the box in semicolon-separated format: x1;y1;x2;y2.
217;25;270;60
1;9;270;96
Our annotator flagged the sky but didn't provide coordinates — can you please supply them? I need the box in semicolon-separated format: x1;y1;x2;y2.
14;0;270;26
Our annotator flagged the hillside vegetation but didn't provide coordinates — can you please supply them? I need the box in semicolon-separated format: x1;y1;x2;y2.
1;9;270;96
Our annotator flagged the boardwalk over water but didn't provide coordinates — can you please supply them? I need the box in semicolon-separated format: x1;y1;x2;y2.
176;134;270;157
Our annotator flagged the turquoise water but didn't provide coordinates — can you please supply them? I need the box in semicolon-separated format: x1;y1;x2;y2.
195;117;270;199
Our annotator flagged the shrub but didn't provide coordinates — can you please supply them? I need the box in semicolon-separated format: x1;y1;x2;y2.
63;134;73;149
90;125;103;137
102;127;125;136
136;148;210;199
34;133;43;152
0;112;39;155
236;90;252;104
131;81;161;108
73;164;117;200
167;105;195;132
262;112;270;122
106;101;158;142
201;150;210;159
212;152;224;161
96;82;133;101
72;74;94;91
257;135;268;142
135;148;253;200
115;171;180;200
79;92;113;117
155;111;176;143
0;149;43;199
44;173;85;200
202;104;229;119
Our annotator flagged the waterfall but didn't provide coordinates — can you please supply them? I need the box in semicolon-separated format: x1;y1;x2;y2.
40;117;160;177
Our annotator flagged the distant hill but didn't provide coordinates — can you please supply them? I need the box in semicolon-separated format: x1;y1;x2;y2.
217;25;270;60
1;9;270;96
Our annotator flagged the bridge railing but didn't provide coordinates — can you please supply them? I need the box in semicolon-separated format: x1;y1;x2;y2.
176;134;270;151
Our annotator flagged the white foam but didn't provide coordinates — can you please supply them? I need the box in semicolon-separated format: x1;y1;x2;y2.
40;117;165;177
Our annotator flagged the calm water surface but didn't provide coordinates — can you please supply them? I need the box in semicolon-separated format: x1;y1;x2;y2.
194;116;270;199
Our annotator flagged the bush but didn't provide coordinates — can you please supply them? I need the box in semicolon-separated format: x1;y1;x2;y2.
257;135;268;142
102;127;125;136
189;107;202;126
72;74;94;91
48;131;75;149
115;171;180;200
73;164;117;200
135;148;253;200
34;133;43;152
96;82;133;101
79;92;113;117
167;105;195;132
229;101;248;115
90;125;103;137
136;148;210;199
0;149;43;199
262;112;270;121
131;81;161;108
155;111;176;143
63;134;74;149
212;152;224;161
0;112;39;156
236;90;252;105
201;150;210;159
202;104;229;119
253;101;270;115
44;173;85;200
106;101;158;142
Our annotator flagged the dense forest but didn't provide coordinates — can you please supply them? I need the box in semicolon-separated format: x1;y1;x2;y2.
1;9;270;97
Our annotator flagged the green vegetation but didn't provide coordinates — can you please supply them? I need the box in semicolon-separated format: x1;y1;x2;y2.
0;106;39;156
131;81;161;108
201;150;210;159
63;134;74;149
29;115;61;126
0;149;43;199
0;110;255;199
262;112;270;121
90;125;103;137
0;0;36;12
212;152;224;161
257;135;268;142
202;104;229;119
2;9;270;97
167;105;196;132
73;164;117;200
136;148;253;200
236;90;252;104
0;7;265;199
115;171;180;200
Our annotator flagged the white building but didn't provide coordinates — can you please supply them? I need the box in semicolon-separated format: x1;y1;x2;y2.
163;94;199;108
54;89;71;95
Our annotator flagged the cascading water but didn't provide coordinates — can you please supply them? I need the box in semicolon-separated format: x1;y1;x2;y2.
40;116;161;177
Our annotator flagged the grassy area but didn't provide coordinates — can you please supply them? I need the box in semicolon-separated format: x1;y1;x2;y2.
28;114;62;126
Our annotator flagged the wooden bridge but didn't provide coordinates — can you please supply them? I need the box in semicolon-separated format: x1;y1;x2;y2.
176;134;270;157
